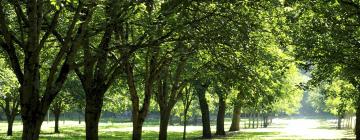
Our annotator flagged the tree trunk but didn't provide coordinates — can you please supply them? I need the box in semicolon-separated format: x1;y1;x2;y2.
248;113;251;128
355;101;360;140
260;114;263;128
132;115;144;140
21;117;44;140
193;80;211;138
85;93;105;140
252;113;255;128
263;115;268;128
183;108;189;140
79;113;81;124
229;104;241;131
197;92;212;138
159;109;171;140
256;112;259;128
7;117;14;136
215;95;226;135
54;111;60;133
21;61;45;140
338;116;342;129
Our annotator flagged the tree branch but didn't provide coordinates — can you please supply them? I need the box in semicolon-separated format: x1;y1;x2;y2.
8;0;28;25
40;8;62;49
0;39;24;84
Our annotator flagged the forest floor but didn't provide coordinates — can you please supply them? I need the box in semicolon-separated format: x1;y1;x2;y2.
0;117;355;139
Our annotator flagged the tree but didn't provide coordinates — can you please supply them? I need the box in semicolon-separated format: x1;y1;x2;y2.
65;74;85;124
0;58;20;136
192;79;212;138
229;91;243;131
214;83;229;135
308;79;356;129
122;1;253;139
72;1;204;139
0;1;94;139
154;42;190;140
50;90;71;133
288;0;360;138
181;85;194;140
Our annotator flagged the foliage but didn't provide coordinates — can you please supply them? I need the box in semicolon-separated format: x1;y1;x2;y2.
308;78;356;116
0;57;20;120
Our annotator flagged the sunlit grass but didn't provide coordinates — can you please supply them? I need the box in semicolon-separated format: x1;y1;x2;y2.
0;118;355;139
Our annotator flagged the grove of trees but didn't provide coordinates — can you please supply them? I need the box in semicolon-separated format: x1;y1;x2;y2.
0;0;359;140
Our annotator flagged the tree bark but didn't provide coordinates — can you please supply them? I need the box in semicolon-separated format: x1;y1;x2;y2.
21;116;44;140
338;116;342;129
21;55;45;140
183;108;188;140
54;111;60;133
159;109;171;140
197;91;211;138
124;54;155;140
355;101;360;140
7;117;14;136
85;92;105;140
215;95;226;135
129;83;152;140
194;80;211;138
132;114;144;140
229;104;241;131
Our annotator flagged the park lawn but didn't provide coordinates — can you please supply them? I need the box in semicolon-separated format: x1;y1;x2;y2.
0;120;274;140
0;118;353;140
0;126;270;140
0;125;200;140
0;130;276;140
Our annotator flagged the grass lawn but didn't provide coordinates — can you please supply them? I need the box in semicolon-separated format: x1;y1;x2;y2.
0;118;355;139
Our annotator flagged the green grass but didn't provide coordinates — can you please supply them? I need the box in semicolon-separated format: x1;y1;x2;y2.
0;120;277;140
0;118;355;139
0;126;199;140
220;132;281;140
0;121;207;140
0;128;279;140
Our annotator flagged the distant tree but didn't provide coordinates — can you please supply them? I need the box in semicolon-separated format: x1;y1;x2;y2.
181;85;194;140
50;91;71;134
0;58;19;136
309;79;356;129
64;74;85;124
